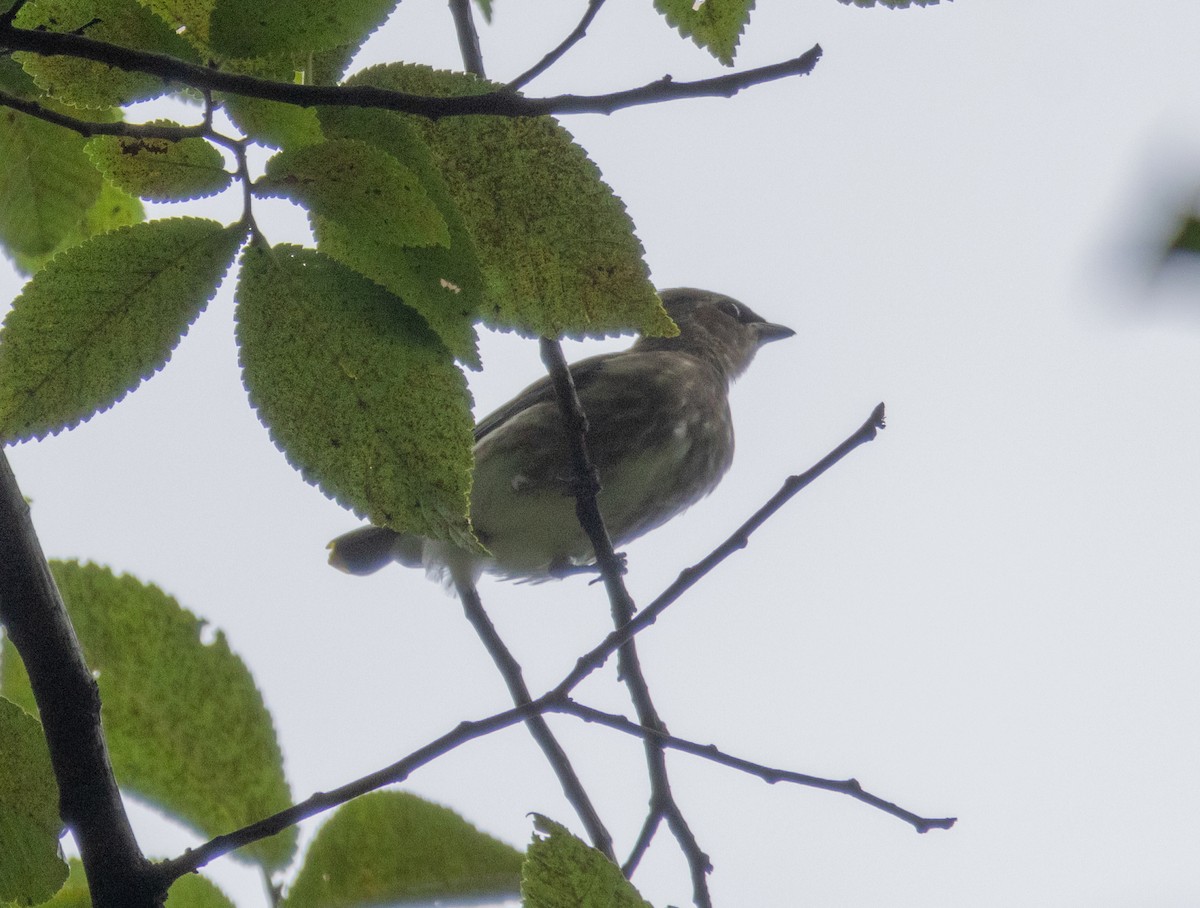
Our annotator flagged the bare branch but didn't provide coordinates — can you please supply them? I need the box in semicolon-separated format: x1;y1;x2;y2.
560;700;958;835
453;575;616;860
555;403;888;696
508;0;608;90
448;0;487;78
0;22;821;120
0;89;208;140
153;699;543;883
538;338;712;907
0;453;157;908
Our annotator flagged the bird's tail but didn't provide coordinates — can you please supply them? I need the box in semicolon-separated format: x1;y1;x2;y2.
327;526;424;575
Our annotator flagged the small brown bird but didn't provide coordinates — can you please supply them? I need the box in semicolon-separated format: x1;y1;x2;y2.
328;287;794;584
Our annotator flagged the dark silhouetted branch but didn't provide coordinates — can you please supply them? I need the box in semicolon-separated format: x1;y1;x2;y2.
539;337;712;908
454;576;616;861
0;453;157;908
0;22;821;120
560;699;957;835
508;0;608;90
448;0;486;78
556;403;888;696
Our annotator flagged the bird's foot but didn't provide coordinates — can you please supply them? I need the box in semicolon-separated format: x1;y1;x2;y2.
547;552;628;581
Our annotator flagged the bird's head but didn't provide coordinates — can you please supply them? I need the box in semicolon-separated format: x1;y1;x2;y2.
634;288;795;381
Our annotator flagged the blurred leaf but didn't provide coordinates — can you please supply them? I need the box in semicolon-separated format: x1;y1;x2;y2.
1166;215;1200;257
262;139;450;248
521;816;653;908
473;0;492;23
0;219;244;443
13;0;202;108
208;0;396;59
839;0;943;6
236;244;478;547
313;107;484;367
33;860;88;908
346;64;670;341
35;858;236;908
10;179;145;277
0;698;67;907
0;562;297;871
0;99;103;260
282;791;522;908
653;0;753;66
165;872;238;908
86;125;231;201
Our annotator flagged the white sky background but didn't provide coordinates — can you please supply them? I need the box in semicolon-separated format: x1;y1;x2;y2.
5;1;1200;905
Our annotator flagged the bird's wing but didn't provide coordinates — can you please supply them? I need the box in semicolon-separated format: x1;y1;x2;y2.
472;354;612;442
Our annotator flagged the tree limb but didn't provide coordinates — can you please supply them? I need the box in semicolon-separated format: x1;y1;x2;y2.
448;0;487;79
559;700;957;835
0;89;209;139
555;403;889;697
538;338;712;907
454;575;616;860
0;453;158;908
162;405;892;887
0;22;821;120
507;0;608;90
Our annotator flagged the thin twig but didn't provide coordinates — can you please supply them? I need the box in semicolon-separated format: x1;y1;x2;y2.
158;406;932;880
0;89;208;139
508;0;607;90
0;22;821;119
0;453;157;908
443;0;615;864
153;698;544;883
538;338;712;908
555;404;888;697
559;700;958;835
448;0;486;78
453;575;616;860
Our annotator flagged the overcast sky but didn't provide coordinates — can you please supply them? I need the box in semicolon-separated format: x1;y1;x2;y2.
5;2;1200;906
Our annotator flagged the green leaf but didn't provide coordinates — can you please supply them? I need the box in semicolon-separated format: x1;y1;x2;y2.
166;872;238;908
282;791;522;908
522;816;653;908
86;125;231;202
134;0;216;47
0;562;298;871
313;107;484;367
262;139;450;249
0;698;68;907
218;45;358;149
0;103;102;260
0;218;244;443
208;0;396;59
346;64;671;342
224;95;323;150
13;0;202;108
473;0;492;22
33;857;236;908
31;860;88;908
235;244;477;547
10;179;145;277
654;0;754;66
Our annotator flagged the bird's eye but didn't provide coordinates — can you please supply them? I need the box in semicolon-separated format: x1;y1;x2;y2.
716;299;743;321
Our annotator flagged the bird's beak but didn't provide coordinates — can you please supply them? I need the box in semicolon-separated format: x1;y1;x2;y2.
754;321;796;345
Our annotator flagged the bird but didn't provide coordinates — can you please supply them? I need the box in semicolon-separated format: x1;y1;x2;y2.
327;287;794;585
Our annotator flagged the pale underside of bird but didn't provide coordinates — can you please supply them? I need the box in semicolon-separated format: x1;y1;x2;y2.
328;287;794;586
